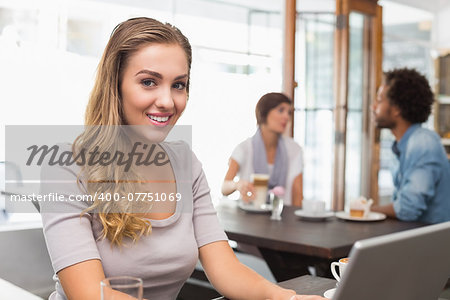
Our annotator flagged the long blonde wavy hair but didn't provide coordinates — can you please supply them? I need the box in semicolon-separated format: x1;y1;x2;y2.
73;17;192;246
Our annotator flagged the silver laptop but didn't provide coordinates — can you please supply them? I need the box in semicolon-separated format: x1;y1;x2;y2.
333;221;450;300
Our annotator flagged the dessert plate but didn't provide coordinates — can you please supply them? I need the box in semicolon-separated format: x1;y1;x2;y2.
335;211;386;222
238;202;272;213
294;209;334;220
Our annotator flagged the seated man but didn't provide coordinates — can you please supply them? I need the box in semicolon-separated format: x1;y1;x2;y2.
371;68;450;224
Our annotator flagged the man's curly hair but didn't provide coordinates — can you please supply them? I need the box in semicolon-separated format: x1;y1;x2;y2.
384;68;434;124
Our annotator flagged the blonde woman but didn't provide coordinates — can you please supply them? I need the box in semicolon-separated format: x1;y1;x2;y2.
40;17;325;300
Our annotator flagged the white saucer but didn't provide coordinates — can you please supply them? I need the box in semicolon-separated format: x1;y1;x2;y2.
294;209;334;220
238;202;272;213
335;211;386;222
323;287;336;299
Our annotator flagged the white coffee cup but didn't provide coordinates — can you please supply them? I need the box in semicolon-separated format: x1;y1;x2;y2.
302;199;326;215
251;173;269;207
331;257;349;282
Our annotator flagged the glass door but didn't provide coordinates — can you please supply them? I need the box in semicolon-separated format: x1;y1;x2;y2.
345;12;365;202
333;0;382;210
294;12;335;207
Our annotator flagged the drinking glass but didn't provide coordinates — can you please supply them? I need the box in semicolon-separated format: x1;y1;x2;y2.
270;193;284;220
101;276;143;300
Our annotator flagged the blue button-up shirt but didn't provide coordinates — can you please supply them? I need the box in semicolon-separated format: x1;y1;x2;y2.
391;124;450;223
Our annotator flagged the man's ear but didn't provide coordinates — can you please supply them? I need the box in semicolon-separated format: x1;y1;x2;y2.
390;103;401;118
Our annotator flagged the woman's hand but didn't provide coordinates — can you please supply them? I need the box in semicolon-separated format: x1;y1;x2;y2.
236;180;255;202
290;295;328;300
269;287;327;300
268;288;296;300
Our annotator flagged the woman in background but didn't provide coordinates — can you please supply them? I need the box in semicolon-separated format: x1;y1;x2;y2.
222;93;304;206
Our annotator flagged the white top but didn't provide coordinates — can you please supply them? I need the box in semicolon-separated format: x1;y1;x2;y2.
267;164;274;177
230;136;303;205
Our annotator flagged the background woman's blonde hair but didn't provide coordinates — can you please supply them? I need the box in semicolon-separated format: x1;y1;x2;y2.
74;17;192;246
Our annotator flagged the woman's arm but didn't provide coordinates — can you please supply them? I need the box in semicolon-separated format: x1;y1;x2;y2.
58;259;105;300
58;259;141;300
291;173;303;207
199;241;326;300
222;159;240;195
222;159;254;201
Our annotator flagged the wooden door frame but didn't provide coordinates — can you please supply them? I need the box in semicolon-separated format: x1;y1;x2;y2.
283;0;297;137
333;0;382;210
368;5;383;204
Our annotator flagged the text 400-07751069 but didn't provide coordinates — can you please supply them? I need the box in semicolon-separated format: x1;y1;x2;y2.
96;192;182;202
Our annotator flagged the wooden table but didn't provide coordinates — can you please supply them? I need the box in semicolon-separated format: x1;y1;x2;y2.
216;201;425;281
214;275;450;300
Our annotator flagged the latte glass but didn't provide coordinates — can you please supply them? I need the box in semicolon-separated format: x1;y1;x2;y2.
251;173;269;207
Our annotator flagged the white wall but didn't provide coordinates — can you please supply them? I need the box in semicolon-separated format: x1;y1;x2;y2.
384;0;450;51
0;37;96;161
434;5;450;51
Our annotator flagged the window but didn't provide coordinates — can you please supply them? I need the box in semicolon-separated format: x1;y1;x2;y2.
378;0;433;203
1;0;284;208
294;13;335;206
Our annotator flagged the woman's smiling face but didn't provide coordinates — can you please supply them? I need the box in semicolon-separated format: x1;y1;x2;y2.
120;43;189;128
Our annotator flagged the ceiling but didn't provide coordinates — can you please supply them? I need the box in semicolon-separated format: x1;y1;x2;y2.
211;0;450;15
387;0;450;13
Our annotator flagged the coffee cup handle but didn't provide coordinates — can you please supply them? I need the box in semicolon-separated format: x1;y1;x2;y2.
331;262;341;282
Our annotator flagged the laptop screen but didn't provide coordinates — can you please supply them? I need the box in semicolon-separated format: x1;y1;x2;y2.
332;221;450;300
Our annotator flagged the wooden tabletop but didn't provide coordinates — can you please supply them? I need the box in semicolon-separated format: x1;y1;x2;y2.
216;201;425;260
